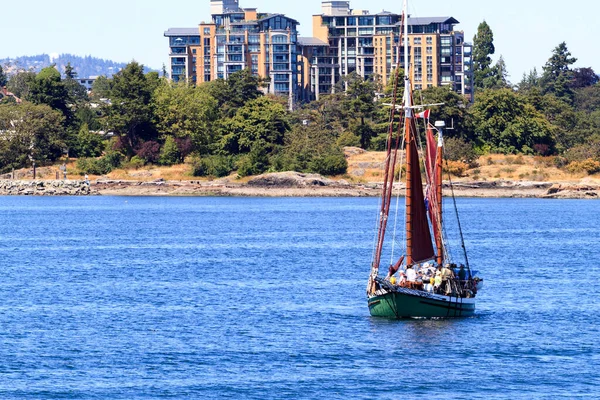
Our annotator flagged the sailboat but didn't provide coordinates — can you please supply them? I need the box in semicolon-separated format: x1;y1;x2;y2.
366;0;481;318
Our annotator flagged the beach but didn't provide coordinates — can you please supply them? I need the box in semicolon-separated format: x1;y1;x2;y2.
1;172;598;199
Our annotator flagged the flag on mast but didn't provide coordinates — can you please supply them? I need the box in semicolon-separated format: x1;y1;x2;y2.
417;109;431;119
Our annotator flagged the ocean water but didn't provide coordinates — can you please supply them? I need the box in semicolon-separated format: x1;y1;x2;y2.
0;196;598;399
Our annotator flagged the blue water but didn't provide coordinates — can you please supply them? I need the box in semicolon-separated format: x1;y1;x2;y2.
0;196;598;399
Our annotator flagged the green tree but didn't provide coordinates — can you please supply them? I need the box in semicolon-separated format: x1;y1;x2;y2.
483;56;510;89
470;88;554;154
413;86;473;140
0;65;7;87
273;121;347;175
217;96;290;155
0;103;66;171
106;62;157;154
7;71;36;100
153;81;218;154
159;135;181;165
540;42;577;103
64;62;77;79
344;72;378;148
75;123;104;157
472;21;496;90
91;75;112;100
206;69;263;117
27;67;72;123
517;68;541;93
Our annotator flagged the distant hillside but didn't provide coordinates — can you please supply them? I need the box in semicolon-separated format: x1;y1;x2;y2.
0;54;158;78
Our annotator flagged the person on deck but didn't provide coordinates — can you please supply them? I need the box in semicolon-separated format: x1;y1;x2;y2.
458;265;467;282
441;264;454;293
399;272;407;287
406;265;417;289
434;271;442;293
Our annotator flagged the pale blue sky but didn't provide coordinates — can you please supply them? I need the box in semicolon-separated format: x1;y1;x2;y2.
2;0;597;81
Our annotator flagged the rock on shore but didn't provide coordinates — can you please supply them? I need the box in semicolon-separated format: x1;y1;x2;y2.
0;180;94;196
0;175;598;198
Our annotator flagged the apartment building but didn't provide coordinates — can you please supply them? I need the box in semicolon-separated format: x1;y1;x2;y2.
164;0;473;103
165;0;300;100
311;1;473;100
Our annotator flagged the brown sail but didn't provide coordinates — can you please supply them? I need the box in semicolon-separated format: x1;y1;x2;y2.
425;126;443;264
405;118;435;264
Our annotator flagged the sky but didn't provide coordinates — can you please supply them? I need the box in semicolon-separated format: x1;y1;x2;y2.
1;0;597;82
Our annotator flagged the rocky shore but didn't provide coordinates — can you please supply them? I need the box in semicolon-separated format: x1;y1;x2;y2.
0;180;93;196
0;172;598;198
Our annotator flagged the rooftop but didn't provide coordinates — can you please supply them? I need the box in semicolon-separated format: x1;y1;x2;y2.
406;17;459;26
298;37;329;46
164;28;199;37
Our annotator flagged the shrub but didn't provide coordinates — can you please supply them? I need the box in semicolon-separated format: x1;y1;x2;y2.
308;152;348;176
337;131;361;148
566;159;600;175
136;141;161;164
125;155;145;170
76;152;122;175
159;136;181;166
175;137;193;160
514;155;525;165
444;160;469;177
190;155;234;178
370;134;389;151
444;137;478;167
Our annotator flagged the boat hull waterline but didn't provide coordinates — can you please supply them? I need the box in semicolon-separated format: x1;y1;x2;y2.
368;288;476;319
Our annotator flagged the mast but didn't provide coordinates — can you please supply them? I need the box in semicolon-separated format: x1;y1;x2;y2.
404;0;435;265
403;0;414;265
435;123;444;265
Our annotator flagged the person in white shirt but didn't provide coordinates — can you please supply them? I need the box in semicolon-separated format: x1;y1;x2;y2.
406;265;417;288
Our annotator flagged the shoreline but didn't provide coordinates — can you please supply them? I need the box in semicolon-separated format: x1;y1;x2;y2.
1;173;598;199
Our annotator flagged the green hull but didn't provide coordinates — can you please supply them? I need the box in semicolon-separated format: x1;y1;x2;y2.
368;287;476;319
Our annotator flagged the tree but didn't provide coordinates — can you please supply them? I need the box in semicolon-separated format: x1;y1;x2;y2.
344;72;378;148
414;86;473;140
75;123;104;157
540;42;577;103
159;135;181;165
153;81;218;154
483;56;510;89
572;67;599;89
0;65;7;87
91;76;112;100
517;68;541;93
106;62;158;155
206;69;263;117
273;121;347;175
7;71;36;99
472;21;496;90
65;62;77;79
469;88;554;154
217;96;290;155
27;67;73;126
0;103;66;172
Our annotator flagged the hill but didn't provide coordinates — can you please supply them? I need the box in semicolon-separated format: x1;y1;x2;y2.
0;54;158;78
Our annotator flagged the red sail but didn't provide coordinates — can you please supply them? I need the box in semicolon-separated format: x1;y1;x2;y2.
425;126;437;185
407;119;435;263
425;126;441;259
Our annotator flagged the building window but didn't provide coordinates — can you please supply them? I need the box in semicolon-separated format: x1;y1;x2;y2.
426;36;433;44
358;17;374;26
204;28;210;35
192;49;197;54
414;37;422;45
426;46;432;55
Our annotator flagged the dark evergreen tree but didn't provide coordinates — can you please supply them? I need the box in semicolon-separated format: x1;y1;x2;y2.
472;21;496;90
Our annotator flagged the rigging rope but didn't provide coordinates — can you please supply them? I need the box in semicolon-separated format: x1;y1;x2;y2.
446;162;472;274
